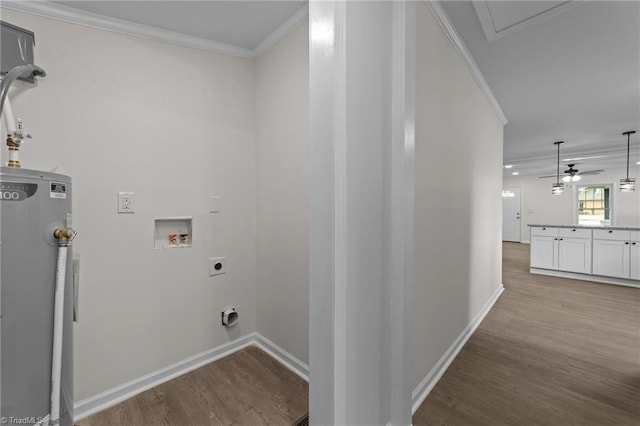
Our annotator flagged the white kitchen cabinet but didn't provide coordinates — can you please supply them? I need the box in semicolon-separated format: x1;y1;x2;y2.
593;229;631;241
558;237;592;274
530;235;558;270
592;239;631;279
530;227;591;274
630;240;640;280
631;231;640;281
529;225;639;286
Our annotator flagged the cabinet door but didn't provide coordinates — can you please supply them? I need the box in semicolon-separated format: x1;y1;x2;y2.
558;237;592;274
592;240;630;278
630;242;640;281
531;236;558;270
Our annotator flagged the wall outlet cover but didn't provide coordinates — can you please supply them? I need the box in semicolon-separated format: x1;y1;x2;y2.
118;192;135;213
209;256;226;276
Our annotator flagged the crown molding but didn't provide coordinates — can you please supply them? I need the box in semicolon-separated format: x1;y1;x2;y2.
423;1;508;125
2;1;309;60
473;1;585;43
253;3;308;58
1;1;255;58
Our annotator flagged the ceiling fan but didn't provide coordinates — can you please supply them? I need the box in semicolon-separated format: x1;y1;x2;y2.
539;163;604;181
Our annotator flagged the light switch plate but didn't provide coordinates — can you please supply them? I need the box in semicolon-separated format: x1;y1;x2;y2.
209;196;221;213
209;256;226;276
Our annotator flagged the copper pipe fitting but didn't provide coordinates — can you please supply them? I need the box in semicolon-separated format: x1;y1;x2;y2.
6;135;21;148
54;228;75;246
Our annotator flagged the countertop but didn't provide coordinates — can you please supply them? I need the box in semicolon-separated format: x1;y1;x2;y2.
528;224;640;231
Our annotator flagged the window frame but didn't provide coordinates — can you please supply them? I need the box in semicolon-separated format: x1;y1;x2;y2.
574;183;615;226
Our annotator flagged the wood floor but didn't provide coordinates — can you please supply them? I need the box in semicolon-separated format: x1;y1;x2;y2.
76;346;308;426
413;242;640;425
78;242;638;425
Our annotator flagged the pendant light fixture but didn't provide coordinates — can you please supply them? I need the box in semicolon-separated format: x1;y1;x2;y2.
620;130;636;192
552;141;564;195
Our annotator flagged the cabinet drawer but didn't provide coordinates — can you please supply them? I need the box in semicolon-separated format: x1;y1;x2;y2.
593;229;631;241
530;227;558;237
630;230;640;241
559;228;592;239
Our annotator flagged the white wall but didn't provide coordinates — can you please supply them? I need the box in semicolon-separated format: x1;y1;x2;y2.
413;2;504;388
505;167;640;243
0;9;257;400
255;22;309;364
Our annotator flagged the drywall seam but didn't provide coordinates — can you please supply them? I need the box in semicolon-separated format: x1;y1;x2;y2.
411;283;505;413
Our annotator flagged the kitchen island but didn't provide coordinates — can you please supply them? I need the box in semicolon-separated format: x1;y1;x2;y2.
528;224;640;287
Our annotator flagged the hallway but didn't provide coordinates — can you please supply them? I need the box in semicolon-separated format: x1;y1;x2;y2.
413;242;639;425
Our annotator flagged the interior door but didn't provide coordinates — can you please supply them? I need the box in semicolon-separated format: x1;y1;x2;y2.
502;187;521;242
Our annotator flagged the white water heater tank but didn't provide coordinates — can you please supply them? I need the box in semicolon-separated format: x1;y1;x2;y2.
0;167;73;426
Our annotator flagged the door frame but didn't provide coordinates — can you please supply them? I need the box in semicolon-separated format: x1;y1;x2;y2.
502;186;521;242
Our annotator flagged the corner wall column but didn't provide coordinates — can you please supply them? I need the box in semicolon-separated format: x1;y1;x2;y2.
309;1;416;424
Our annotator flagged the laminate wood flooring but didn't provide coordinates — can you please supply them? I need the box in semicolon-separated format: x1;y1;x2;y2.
78;243;638;425
413;242;640;425
76;346;308;426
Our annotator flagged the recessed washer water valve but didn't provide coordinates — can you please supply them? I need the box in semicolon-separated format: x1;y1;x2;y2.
221;308;238;327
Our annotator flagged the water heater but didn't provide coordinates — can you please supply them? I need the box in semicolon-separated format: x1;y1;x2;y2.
0;167;73;426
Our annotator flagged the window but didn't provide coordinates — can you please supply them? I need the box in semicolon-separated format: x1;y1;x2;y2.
576;184;612;226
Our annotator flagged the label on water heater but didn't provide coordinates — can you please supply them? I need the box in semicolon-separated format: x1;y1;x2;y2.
0;182;38;201
50;181;67;199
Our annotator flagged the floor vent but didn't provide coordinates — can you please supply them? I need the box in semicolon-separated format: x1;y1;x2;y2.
295;415;309;426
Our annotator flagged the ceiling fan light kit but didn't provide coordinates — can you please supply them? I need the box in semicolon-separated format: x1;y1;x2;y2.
562;174;581;183
561;163;583;183
620;130;636;192
552;141;564;195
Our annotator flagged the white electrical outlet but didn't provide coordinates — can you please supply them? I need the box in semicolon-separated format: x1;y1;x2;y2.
209;257;226;276
118;192;135;213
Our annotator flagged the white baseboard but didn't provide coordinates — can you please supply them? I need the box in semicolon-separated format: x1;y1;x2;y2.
73;332;309;421
74;333;257;421
254;333;310;381
530;268;640;288
411;283;505;414
75;288;507;422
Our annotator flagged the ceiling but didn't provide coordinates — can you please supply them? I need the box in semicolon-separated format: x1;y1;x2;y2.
53;1;306;50
442;1;640;178
14;1;640;179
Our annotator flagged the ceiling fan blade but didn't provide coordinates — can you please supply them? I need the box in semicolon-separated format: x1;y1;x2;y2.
538;175;558;178
579;169;605;175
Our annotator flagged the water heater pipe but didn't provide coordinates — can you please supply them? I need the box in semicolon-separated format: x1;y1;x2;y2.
0;66;46;167
0;64;46;119
1;93;17;135
50;228;75;426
